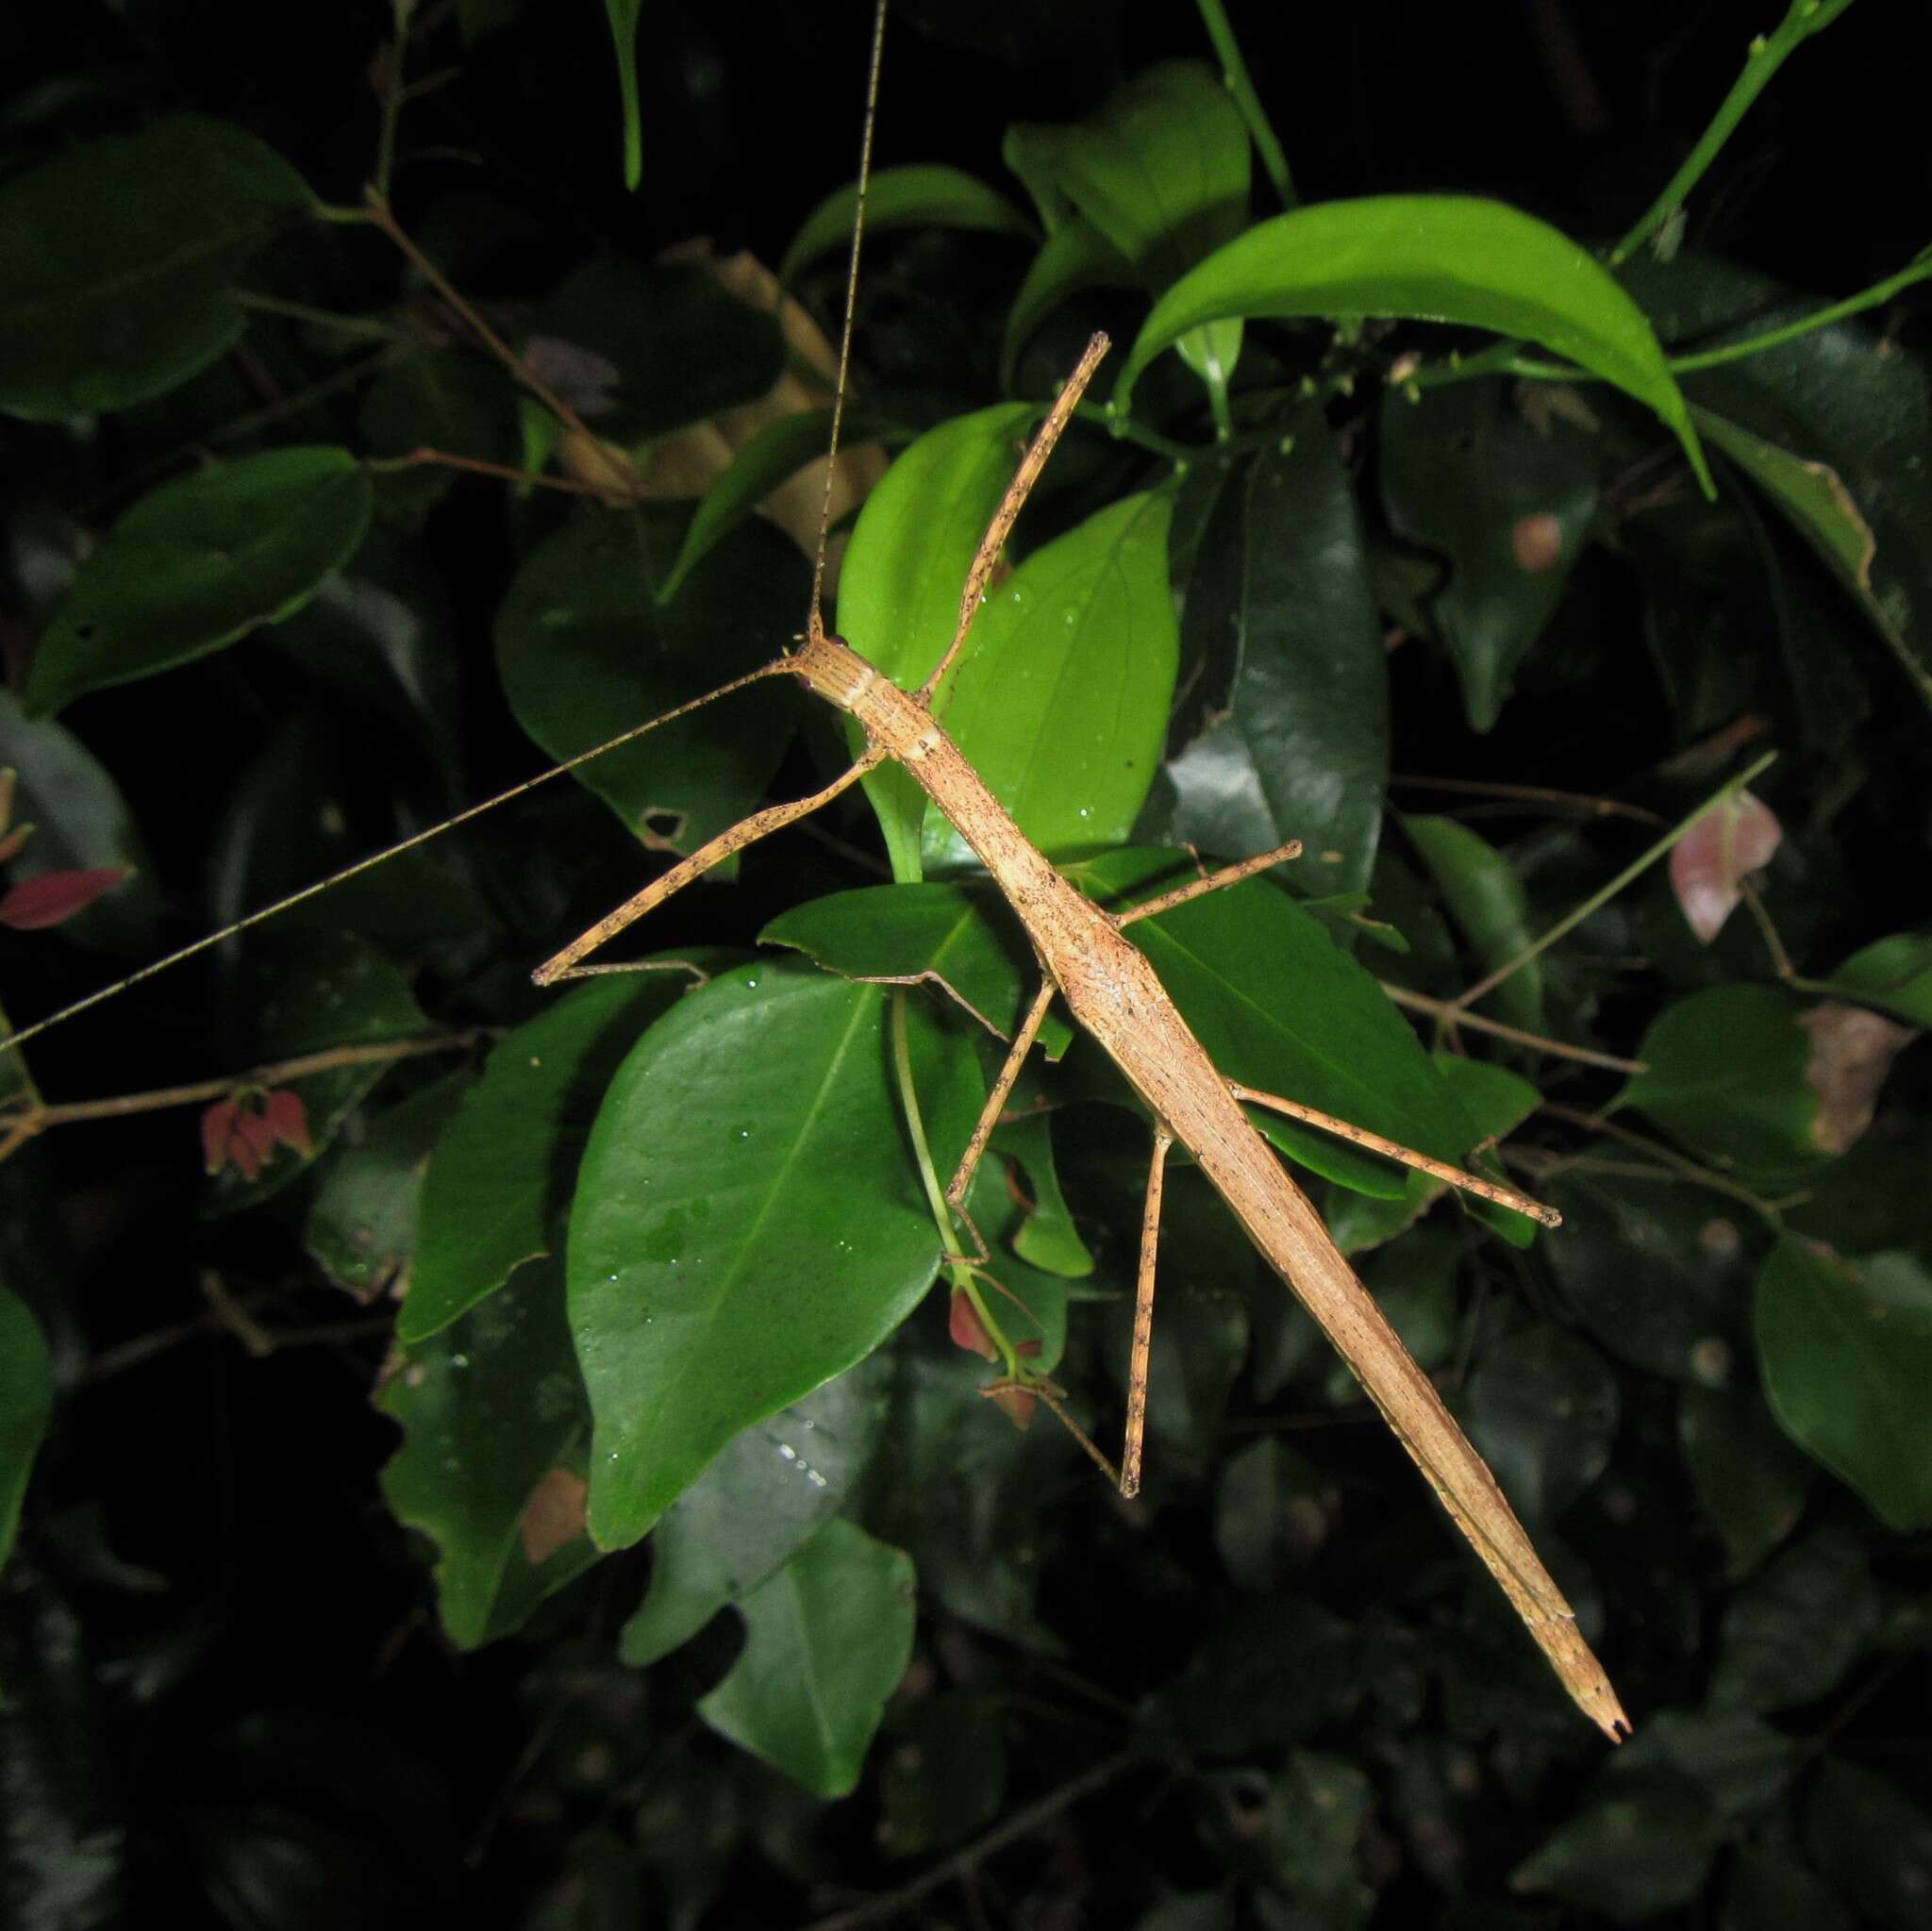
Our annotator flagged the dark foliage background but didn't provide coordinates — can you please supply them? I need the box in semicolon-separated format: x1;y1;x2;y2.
1;2;1928;1927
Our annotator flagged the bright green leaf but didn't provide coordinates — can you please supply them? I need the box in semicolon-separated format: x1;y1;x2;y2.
1001;218;1134;390
406;973;698;1343
780;165;1035;286
696;1517;915;1797
573;965;939;1550
27;448;374;715
0;117;312;421
1757;1240;1932;1531
1118;196;1710;491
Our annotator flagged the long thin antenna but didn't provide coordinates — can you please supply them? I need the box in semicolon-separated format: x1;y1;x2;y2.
807;0;889;638
0;664;788;1060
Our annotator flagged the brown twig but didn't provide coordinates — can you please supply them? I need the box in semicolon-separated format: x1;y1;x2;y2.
1379;982;1645;1074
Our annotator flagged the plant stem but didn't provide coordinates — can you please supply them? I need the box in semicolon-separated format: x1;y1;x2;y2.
1379;984;1645;1074
1191;0;1296;208
1608;0;1861;269
1445;749;1778;1015
233;291;417;344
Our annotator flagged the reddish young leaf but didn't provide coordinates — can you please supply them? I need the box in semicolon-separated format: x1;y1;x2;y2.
1669;791;1781;944
948;1288;1001;1362
0;867;129;931
261;1088;313;1157
988;1383;1037;1429
202;1099;241;1175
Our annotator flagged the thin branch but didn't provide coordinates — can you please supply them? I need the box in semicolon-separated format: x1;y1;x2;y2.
1191;0;1296;208
802;1752;1140;1931
1379;983;1646;1074
368;446;616;497
1540;1103;1790;1224
1390;773;1664;828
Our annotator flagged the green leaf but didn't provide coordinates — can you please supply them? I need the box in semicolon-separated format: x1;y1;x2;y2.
358;352;519;518
617;1357;889;1667
1140;417;1388;898
1004;63;1248;293
1157;1597;1353;1756
1379;378;1600;729
1069;848;1480;1197
1252;1752;1373;1923
405;974;696;1343
0;116;311;421
780;165;1036;285
1117;196;1710;491
1678;1380;1813;1576
1213;1438;1325;1590
494;504;804;854
1787;1119;1932;1257
1323;1224;1459;1406
696;1517;915;1797
524;258;783;441
1614;1707;1795;1821
378;1256;598;1648
27;447;374;715
0;690;160;954
305;1072;470;1299
0;1288;52;1573
659;406;902;603
1463;1323;1618;1525
1757;1240;1932;1531
820;401;1034;882
1829;932;1932;1025
1403;815;1542;1034
601;0;643;189
1001;218;1134;391
1614;985;1829;1181
921;491;1177;873
1512;1771;1725;1923
996;1110;1094;1280
1724;1844;1851;1931
1806;1760;1932;1931
1707;1526;1877;1713
1543;1157;1757;1380
572;964;940;1550
877;1692;1006;1860
762;883;1072;1057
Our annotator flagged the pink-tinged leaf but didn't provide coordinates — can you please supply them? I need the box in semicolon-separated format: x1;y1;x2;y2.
230;1107;278;1180
948;1289;1000;1362
517;1467;590;1565
202;1099;241;1175
262;1088;312;1157
1800;1004;1918;1155
1669;791;1782;944
0;867;129;931
988;1383;1037;1429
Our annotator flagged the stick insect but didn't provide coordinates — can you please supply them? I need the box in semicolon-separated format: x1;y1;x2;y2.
2;1;1627;1741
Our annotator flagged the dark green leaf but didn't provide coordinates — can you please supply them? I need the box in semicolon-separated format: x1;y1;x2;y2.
1724;1844;1850;1931
877;1692;1006;1859
1118;197;1709;491
27;448;374;715
1213;1440;1327;1591
1379;378;1600;729
524;258;782;441
1463;1323;1618;1525
305;1072;470;1299
1757;1240;1932;1531
1403;815;1542;1033
1141;417;1388;897
1071;848;1481;1197
0;117;311;420
406;974;696;1343
572;964;939;1549
1543;1157;1756;1381
494;504;804;854
601;0;643;188
1678;1379;1813;1576
1512;1771;1724;1922
1787;1119;1932;1256
1615;985;1829;1181
378;1256;598;1648
359;352;519;518
1707;1526;1877;1713
1806;1760;1932;1931
617;1357;889;1666
695;1517;915;1797
1324;1224;1459;1406
1156;1597;1353;1755
0;1290;52;1573
1001;218;1134;390
1614;1707;1795;1820
780;166;1035;286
